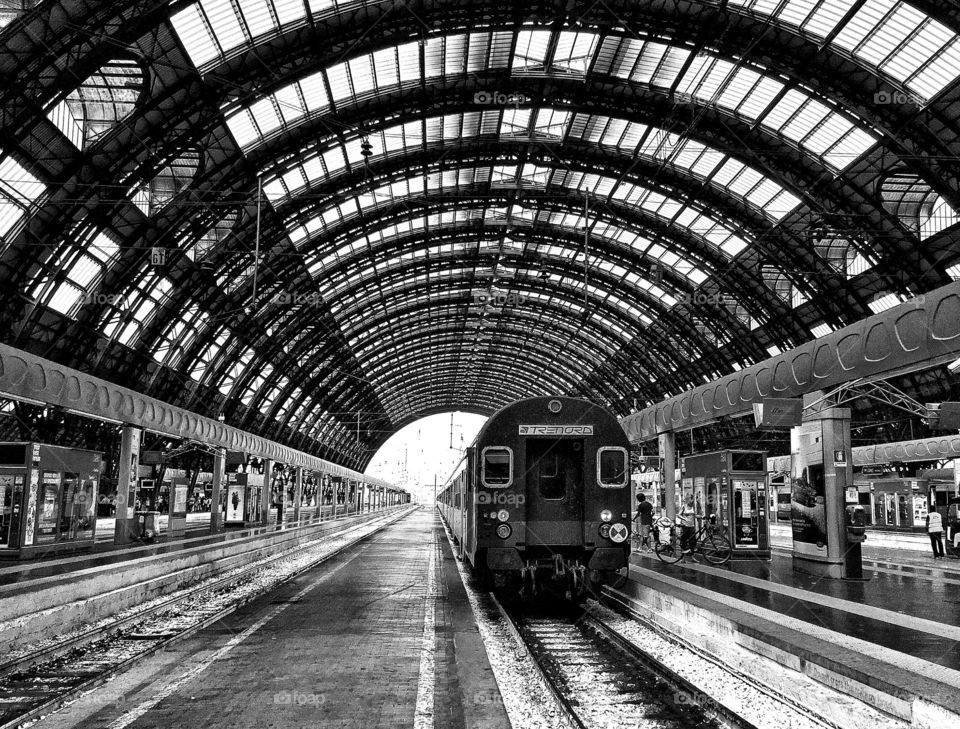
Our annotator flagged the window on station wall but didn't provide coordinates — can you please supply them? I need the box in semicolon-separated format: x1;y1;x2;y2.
0;153;45;247
29;225;121;317
878;170;959;241
99;271;174;346
129;150;201;215
45;60;144;150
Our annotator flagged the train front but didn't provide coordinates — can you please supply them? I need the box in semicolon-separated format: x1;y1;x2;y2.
474;396;632;597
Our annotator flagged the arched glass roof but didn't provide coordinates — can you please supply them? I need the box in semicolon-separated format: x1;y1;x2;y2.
1;0;959;468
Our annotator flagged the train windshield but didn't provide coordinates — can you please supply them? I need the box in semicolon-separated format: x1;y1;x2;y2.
528;439;583;500
598;447;628;487
482;447;512;487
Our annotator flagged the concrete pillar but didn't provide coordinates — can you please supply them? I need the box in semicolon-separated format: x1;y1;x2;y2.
114;425;142;544
659;431;677;521
789;393;853;579
359;482;365;514
261;459;273;526
292;467;303;524
210;448;225;533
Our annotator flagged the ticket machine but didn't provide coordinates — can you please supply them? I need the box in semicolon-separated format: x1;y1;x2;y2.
681;449;770;559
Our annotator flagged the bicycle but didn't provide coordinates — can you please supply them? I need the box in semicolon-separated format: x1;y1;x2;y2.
653;515;732;565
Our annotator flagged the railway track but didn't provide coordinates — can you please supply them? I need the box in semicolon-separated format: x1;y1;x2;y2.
493;595;756;729
0;508;412;729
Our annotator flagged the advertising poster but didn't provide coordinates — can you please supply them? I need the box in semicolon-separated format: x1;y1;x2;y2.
173;484;188;515
791;464;828;548
226;484;245;523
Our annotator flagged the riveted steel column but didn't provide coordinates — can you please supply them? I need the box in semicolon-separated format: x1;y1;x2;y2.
260;459;273;526
210;448;225;533
659;431;676;521
114;425;142;544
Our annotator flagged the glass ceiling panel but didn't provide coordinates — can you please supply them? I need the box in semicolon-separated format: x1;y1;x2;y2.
729;0;960;102
260;109;800;222
222;28;874;173
284;162;752;267
171;0;308;70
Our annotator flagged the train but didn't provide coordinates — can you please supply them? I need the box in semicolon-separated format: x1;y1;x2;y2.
437;396;632;599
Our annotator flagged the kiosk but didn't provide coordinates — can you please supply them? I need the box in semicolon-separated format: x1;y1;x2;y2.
0;443;102;558
681;450;770;559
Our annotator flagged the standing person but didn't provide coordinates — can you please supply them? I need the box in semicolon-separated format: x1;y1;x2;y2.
634;494;654;552
927;507;945;559
680;493;697;560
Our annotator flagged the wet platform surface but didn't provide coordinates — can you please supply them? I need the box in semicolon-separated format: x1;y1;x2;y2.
0;509;363;587
34;507;508;729
634;550;960;671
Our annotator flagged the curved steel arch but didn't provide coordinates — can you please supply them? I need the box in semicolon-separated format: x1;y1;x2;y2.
3;0;960;470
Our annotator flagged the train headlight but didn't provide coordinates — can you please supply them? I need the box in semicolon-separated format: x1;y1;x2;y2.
608;523;629;543
496;523;512;539
497;509;510;522
598;524;612;538
600;509;613;522
548;399;562;413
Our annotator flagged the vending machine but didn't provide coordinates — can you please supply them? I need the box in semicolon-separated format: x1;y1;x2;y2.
0;443;102;558
681;449;770;559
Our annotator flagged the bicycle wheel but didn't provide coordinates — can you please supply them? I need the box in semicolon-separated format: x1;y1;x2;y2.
701;529;733;564
654;525;684;564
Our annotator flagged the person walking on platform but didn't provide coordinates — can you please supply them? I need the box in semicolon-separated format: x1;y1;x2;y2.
634;494;654;552
927;508;945;559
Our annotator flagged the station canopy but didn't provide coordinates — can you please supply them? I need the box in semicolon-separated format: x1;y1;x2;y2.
1;0;960;469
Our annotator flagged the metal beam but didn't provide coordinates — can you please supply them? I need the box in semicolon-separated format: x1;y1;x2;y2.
0;343;398;491
621;281;960;441
768;434;960;470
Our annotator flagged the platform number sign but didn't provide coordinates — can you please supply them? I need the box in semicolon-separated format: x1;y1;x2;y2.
150;247;167;267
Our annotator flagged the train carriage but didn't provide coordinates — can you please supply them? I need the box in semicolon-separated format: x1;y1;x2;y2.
438;396;631;598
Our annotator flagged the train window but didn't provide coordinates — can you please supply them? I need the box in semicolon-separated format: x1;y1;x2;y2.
597;447;628;488
528;439;583;499
482;447;513;488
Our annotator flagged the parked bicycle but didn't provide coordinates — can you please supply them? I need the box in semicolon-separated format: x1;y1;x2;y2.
654;514;732;565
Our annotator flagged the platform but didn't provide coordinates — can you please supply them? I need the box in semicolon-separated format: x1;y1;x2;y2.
623;546;960;727
31;507;510;729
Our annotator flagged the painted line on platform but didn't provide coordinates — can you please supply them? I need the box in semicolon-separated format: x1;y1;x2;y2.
413;530;438;729
105;544;362;729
